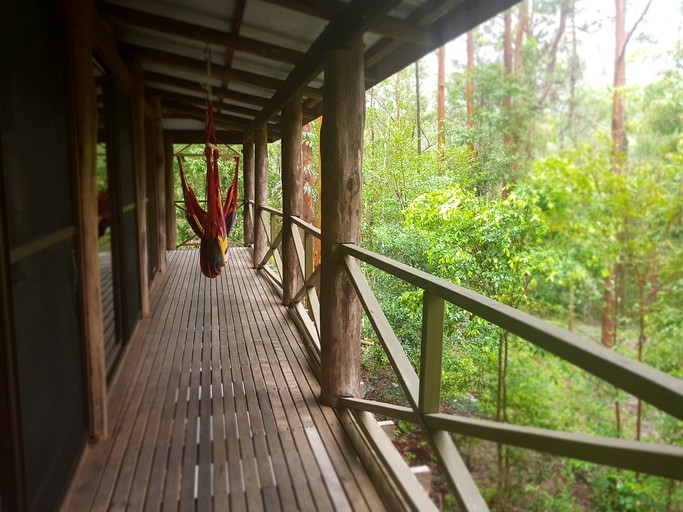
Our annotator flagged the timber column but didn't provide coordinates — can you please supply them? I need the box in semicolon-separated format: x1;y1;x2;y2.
320;37;364;406
281;94;303;306
153;97;167;272
253;126;268;268
243;140;255;247
66;0;107;440
164;133;177;250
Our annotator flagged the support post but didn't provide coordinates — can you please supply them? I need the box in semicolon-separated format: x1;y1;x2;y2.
153;97;167;272
281;94;304;306
419;291;444;414
164;133;177;250
132;57;150;316
320;37;365;406
243;140;255;247
66;0;107;440
253;127;268;268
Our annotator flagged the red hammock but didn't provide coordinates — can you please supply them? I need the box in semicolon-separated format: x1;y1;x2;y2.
178;101;239;278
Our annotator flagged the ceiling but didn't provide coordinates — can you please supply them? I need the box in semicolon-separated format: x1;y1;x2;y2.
95;0;519;143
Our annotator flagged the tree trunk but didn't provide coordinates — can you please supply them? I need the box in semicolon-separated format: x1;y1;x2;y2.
466;30;475;153
437;45;446;173
415;61;422;154
612;0;627;162
601;270;617;347
568;283;575;331
514;2;528;75
602;0;627;347
636;277;645;441
502;11;512;199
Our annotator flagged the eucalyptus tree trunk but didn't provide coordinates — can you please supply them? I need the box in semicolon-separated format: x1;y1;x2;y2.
437;45;445;173
466;30;474;153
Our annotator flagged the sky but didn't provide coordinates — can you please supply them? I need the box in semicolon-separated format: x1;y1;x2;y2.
419;0;682;93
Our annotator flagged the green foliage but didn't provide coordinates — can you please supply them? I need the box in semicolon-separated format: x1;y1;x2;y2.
350;6;683;510
173;143;243;246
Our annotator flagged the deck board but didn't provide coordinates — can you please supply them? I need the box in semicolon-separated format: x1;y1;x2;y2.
63;248;388;511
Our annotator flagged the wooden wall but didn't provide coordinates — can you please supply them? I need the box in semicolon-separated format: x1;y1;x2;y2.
0;1;87;510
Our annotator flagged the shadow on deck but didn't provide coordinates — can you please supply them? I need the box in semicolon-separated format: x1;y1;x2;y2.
63;248;386;511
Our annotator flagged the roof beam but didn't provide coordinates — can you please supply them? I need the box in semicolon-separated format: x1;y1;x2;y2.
144;71;270;108
167;130;245;144
245;0;402;141
147;87;264;120
262;0;428;45
131;45;323;101
144;71;319;119
162;100;281;135
370;0;520;82
100;3;303;64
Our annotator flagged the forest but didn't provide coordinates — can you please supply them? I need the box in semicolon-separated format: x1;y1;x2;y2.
171;0;683;510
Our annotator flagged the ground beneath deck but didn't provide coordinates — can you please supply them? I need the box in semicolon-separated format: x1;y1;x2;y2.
63;248;386;511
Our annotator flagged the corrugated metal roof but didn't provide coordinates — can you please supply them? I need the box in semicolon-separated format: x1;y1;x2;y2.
97;0;520;143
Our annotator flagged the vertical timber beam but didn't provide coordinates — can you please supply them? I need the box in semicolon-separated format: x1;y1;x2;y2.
281;94;304;306
153;97;167;272
243;140;255;247
320;37;364;407
132;57;150;316
66;0;107;440
253;127;268;268
164;133;177;250
419;291;444;414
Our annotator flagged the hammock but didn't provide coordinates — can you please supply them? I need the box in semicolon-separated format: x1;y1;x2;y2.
177;101;239;278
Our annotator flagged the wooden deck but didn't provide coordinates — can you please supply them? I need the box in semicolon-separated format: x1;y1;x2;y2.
64;248;387;511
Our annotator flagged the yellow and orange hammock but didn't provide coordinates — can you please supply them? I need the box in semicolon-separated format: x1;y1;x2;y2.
177;101;239;278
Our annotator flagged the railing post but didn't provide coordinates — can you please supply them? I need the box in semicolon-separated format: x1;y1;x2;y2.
305;232;314;284
281;94;304;306
320;36;364;407
419;291;445;414
253;126;268;268
270;213;278;248
243;140;255;247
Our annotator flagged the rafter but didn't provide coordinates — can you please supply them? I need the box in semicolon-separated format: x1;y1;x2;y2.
245;0;402;141
262;0;428;45
131;45;323;101
367;0;520;77
101;3;303;65
146;87;264;120
144;71;269;108
144;71;319;120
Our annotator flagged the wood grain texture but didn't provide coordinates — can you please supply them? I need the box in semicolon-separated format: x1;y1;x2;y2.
164;133;177;250
66;0;108;440
281;95;304;306
253;127;269;268
319;37;364;406
62;248;387;511
242;141;255;247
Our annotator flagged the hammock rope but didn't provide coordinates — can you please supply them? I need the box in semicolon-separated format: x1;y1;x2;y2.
177;99;240;278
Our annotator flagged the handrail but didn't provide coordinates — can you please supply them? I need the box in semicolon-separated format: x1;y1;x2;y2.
242;211;683;509
339;397;683;480
258;204;283;217
291;215;321;238
340;243;683;421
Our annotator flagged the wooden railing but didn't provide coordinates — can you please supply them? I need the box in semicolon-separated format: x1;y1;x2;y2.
253;203;322;351
249;206;683;511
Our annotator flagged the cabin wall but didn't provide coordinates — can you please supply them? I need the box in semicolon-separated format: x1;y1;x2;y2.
0;1;87;510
